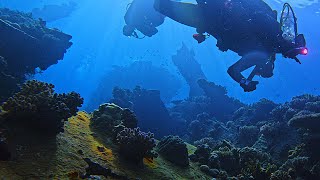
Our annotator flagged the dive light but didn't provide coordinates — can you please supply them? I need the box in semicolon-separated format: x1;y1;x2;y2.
285;47;308;57
284;47;308;64
302;48;308;55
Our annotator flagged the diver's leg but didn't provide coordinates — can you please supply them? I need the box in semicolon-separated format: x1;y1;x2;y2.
154;0;205;28
227;51;269;83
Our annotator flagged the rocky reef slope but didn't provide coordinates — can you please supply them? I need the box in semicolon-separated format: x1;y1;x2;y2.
0;111;210;179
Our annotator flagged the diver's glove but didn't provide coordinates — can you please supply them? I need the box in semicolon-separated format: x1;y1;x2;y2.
240;78;259;92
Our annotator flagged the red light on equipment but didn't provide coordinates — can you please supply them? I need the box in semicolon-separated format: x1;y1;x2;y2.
302;48;308;55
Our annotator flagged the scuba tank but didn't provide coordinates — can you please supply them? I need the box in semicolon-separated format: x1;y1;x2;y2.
124;2;146;39
280;3;308;63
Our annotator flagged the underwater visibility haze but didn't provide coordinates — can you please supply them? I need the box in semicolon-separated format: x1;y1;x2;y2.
0;0;319;179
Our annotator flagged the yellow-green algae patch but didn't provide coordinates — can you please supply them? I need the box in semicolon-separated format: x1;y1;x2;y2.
0;111;210;179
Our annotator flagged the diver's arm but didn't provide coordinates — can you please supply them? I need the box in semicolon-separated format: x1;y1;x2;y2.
154;0;205;28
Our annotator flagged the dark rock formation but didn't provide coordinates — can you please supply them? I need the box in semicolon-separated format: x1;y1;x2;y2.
172;43;206;97
198;79;244;120
86;61;181;111
109;86;175;138
132;89;173;137
0;8;72;102
157;135;189;167
82;158;128;179
110;86;134;109
0;129;10;161
197;79;227;98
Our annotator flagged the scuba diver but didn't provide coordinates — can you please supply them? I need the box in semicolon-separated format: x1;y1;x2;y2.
154;0;308;92
123;0;166;38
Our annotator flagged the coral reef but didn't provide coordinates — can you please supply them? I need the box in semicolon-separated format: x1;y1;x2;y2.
116;127;157;164
182;94;320;180
110;86;135;109
0;80;83;161
288;113;320;132
189;144;212;164
271;94;320;122
1;80;83;135
188;112;232;142
170;91;243;126
289;113;320;161
0;8;72;102
172;43;206;97
167;88;320;178
0;111;211;179
167;81;243;144
233;98;278;124
90;102;160;165
90;103;137;142
238;125;259;147
190;140;275;179
156;135;189;167
0;78;318;179
209;96;308;163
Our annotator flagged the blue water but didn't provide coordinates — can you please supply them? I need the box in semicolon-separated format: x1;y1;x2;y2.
1;0;319;108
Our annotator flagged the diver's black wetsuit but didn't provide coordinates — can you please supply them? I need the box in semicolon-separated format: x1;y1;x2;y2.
124;0;165;37
154;0;295;92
